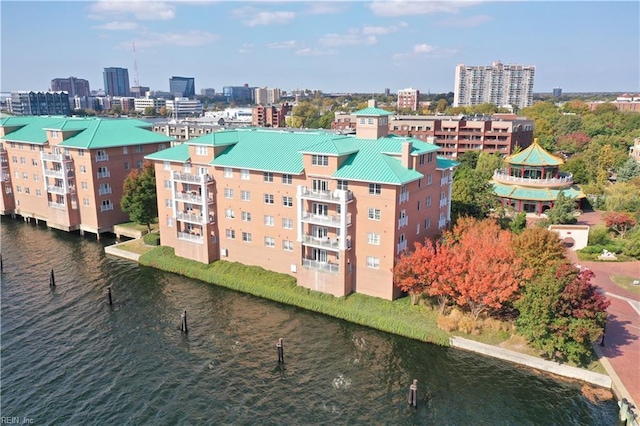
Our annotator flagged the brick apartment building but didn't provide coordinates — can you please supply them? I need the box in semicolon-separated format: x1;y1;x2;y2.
397;88;420;111
146;100;458;300
0;116;173;237
251;103;292;128
333;113;534;158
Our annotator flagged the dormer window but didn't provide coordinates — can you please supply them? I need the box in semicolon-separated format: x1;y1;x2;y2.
51;131;59;138
311;155;328;166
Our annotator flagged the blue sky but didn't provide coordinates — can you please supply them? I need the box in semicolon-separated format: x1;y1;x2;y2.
1;1;638;94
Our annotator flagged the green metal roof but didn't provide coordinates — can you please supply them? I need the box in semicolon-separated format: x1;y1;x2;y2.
0;116;68;144
352;107;393;116
492;182;586;201
187;131;240;147
299;136;360;156
145;144;190;162
506;139;564;166
436;157;461;170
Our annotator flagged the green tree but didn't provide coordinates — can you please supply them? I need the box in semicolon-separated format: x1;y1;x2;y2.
512;227;567;276
604;182;640;212
144;106;157;116
509;211;527;234
475;153;504;180
436;99;448;113
451;168;498;223
159;106;169;117
545;192;578;224
121;161;158;231
616;157;640;182
457;150;479;170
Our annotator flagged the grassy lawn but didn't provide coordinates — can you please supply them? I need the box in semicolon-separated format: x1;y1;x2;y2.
116;238;156;255
610;275;640;295
116;221;159;232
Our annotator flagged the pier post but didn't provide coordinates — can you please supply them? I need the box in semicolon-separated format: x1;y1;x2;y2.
619;399;629;422
105;286;113;306
1;253;3;272
49;268;56;287
181;310;188;333
408;379;418;408
277;338;284;363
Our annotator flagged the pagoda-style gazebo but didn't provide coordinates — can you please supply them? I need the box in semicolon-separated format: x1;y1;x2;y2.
491;139;585;214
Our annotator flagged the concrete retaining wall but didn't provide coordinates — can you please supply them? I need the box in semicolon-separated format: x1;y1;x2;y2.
104;245;141;262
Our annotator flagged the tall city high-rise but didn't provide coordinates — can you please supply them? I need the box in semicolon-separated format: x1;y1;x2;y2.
453;61;535;110
169;76;195;97
553;87;563;98
254;87;281;105
50;77;91;98
397;88;420;111
103;67;131;97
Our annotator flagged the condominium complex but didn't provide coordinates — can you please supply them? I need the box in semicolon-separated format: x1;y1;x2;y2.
51;77;91;98
254;87;281;105
8;91;71;116
103;67;131;97
169;76;195;98
251;103;291;128
146;100;458;300
453;61;535;110
333;113;534;158
0;116;173;236
397;88;420;111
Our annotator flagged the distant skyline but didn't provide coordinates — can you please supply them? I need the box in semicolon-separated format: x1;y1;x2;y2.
1;1;638;94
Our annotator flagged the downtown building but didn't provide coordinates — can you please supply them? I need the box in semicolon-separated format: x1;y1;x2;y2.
51;77;91;98
8;91;71;116
251;103;292;128
0;116;173;237
169;76;196;98
397;88;420;111
333;113;534;158
103;67;131;97
453;61;536;110
254;87;281;105
145;101;458;300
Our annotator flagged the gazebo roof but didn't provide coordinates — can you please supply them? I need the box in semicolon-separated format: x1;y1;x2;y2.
506;139;564;166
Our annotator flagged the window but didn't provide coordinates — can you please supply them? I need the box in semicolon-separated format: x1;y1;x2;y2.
264;194;274;204
367;118;374;125
369;183;381;195
195;145;208;155
79;165;86;173
97;166;109;178
35;189;41;197
81;182;88;190
101;200;113;212
124;162;130;170
183;163;191;173
240;169;250;180
11;156;16;163
224;188;234;199
426;196;432;207
264;215;274;226
242;232;252;243
31;159;38;166
164;179;171;189
136;160;143;168
283;240;294;251
418;178;422;188
136;145;143;153
425;218;431;229
366;256;380;269
311;155;329;166
224;168;233;178
51;131;59;138
419;154;426;165
263;172;273;182
163;161;171;171
282;174;292;185
14;171;19;179
241;190;250;201
78;149;84;157
282;218;293;229
367;232;380;245
123;147;128;154
165;199;173;207
167;217;174;227
359;118;365;125
368;208;381;220
83;198;90;206
16;186;21;193
241;211;251;222
428;152;434;163
337;180;348;190
20;157;25;164
22;172;28;180
417;223;421;234
265;237;275;248
282;196;293;207
25;187;30;194
225;209;235;219
96;150;108;161
226;229;235;239
427;174;433;185
417;200;421;211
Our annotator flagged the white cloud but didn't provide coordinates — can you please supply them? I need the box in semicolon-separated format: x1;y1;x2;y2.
266;40;298;49
413;43;435;54
295;47;337;57
93;21;138;30
118;30;220;49
393;43;457;59
437;14;492;27
239;43;254;54
319;33;377;47
244;11;295;27
370;0;480;17
88;1;176;20
362;21;408;35
304;3;345;15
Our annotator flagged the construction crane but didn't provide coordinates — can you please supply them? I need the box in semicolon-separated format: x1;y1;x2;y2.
132;42;140;87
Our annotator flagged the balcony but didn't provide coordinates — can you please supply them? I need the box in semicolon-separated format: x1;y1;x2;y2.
1;173;10;182
175;191;203;204
97;171;110;179
176;212;205;224
492;170;574;187
299;186;353;203
48;201;66;210
96;154;109;162
44;169;64;178
1;160;9;169
99;187;112;195
302;259;339;274
301;234;347;251
178;232;204;243
439;198;447;208
47;185;66;194
398;216;408;229
41;152;71;162
173;171;213;184
399;192;409;204
301;211;351;226
100;204;114;212
397;240;408;254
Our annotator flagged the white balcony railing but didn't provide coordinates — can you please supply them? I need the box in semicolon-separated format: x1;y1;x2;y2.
439;218;447;229
176;212;204;224
100;204;114;212
47;185;66;194
299;186;353;203
398;216;408;229
399;192;409;204
41;152;71;162
302;234;340;249
44;169;64;178
99;187;112;195
397;240;408;254
175;192;203;204
439;198;447;208
302;259;339;274
48;201;66;210
301;211;352;226
1;173;10;182
96;154;109;162
173;171;212;183
493;170;574;186
97;171;110;179
178;232;204;243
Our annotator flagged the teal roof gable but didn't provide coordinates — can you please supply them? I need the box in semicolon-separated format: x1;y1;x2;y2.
352;107;393;116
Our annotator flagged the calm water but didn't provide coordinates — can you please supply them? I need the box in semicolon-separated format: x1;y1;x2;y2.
0;218;618;425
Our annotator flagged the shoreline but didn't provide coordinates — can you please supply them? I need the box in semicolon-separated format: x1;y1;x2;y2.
105;241;613;392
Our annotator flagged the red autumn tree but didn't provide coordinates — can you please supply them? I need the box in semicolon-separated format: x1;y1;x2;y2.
393;240;439;305
555;265;610;321
443;218;532;319
603;211;637;238
427;240;462;313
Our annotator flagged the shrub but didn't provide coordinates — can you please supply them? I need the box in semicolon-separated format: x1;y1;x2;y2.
587;225;611;246
458;315;481;335
143;233;160;246
437;314;460;332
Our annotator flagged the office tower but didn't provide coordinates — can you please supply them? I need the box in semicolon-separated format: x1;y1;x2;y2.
103;67;131;97
453;61;535;110
8;91;71;116
169;76;195;98
50;77;91;98
201;88;216;97
553;87;562;98
254;87;281;105
397;88;420;111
